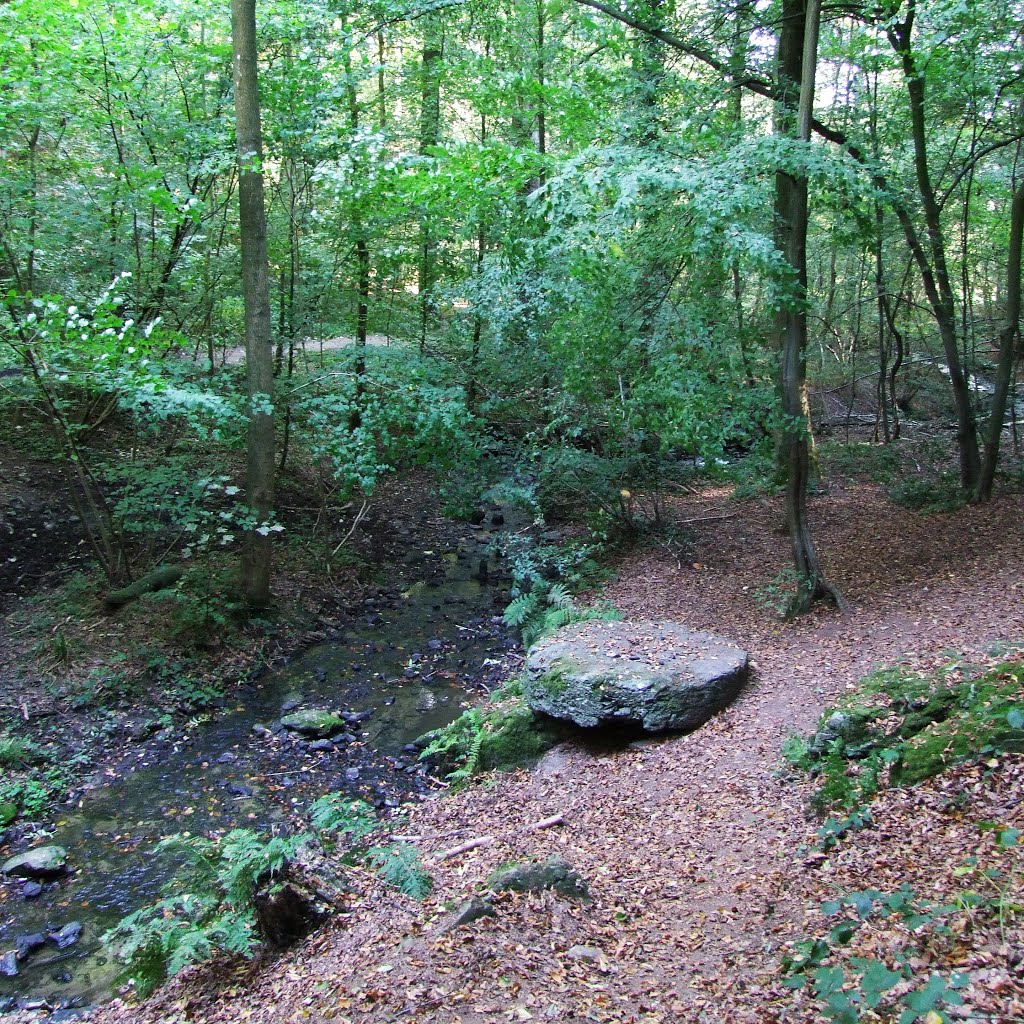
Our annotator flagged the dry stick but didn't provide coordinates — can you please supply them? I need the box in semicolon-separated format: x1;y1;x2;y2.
332;499;370;555
677;513;737;525
429;813;566;862
429;835;495;862
522;813;565;833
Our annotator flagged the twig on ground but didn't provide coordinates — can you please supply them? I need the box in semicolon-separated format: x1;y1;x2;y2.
429;813;567;861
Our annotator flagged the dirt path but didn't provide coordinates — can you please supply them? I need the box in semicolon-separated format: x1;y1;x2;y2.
89;483;1024;1024
210;334;395;367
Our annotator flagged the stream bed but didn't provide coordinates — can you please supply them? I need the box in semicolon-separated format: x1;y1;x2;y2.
0;513;519;1017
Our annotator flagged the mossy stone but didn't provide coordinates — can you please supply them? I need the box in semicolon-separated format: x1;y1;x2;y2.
279;709;346;738
2;845;68;878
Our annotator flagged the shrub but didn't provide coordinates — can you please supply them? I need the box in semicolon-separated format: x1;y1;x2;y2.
888;472;966;513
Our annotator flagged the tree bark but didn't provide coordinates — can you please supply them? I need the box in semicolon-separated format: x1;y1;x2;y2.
418;14;443;354
976;178;1024;501
774;0;844;616
887;3;979;489
231;0;275;608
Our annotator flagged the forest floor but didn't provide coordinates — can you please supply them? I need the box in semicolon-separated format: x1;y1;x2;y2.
79;475;1024;1024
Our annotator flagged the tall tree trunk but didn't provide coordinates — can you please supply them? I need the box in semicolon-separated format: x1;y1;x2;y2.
775;0;844;616
976;178;1024;502
231;0;275;608
887;3;979;488
418;14;443;354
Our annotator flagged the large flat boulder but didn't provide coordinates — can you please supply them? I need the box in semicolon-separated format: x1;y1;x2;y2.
524;620;748;732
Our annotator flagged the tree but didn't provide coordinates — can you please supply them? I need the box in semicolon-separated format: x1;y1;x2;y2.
231;0;275;608
773;0;846;615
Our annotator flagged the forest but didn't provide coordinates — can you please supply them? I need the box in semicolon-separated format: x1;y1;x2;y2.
0;0;1023;1021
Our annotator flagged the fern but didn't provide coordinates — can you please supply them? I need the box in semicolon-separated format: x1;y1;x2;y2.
368;843;433;899
503;592;540;629
104;828;308;996
309;795;379;844
446;719;488;786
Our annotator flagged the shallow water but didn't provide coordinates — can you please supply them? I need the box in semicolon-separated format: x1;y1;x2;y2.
0;519;516;1013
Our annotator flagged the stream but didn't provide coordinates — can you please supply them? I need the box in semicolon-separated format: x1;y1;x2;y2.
0;512;519;1017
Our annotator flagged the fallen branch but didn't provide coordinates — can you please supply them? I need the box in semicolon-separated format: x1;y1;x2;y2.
522;813;565;833
678;513;737;525
429;836;495;862
103;564;184;610
332;499;370;556
428;813;566;862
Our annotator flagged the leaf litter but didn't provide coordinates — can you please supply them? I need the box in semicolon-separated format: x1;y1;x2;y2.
87;482;1024;1024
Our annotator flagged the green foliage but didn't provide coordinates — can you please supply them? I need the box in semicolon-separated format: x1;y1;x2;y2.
501;531;618;646
308;795;379;846
419;687;558;784
820;441;901;484
103;828;307;997
309;795;433;899
789;655;1024;816
752;566;813;619
0;732;42;768
292;348;480;503
143;565;246;650
367;844;433;900
888;472;967;514
504;584;620;648
0;731;89;821
781;877;1019;1022
727;440;781;500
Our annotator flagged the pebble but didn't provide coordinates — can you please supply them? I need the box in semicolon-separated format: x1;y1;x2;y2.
216;752;237;763
345;767;360;781
48;922;83;950
308;739;334;752
15;932;46;961
0;951;17;977
22;881;43;899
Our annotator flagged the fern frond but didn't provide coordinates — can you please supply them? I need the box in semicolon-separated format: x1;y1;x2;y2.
504;592;539;627
369;843;433;899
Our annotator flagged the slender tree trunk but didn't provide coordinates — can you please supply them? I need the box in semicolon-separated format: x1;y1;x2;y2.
887;4;979;488
342;30;369;425
976;179;1024;501
418;15;443;354
231;0;275;608
774;0;844;616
